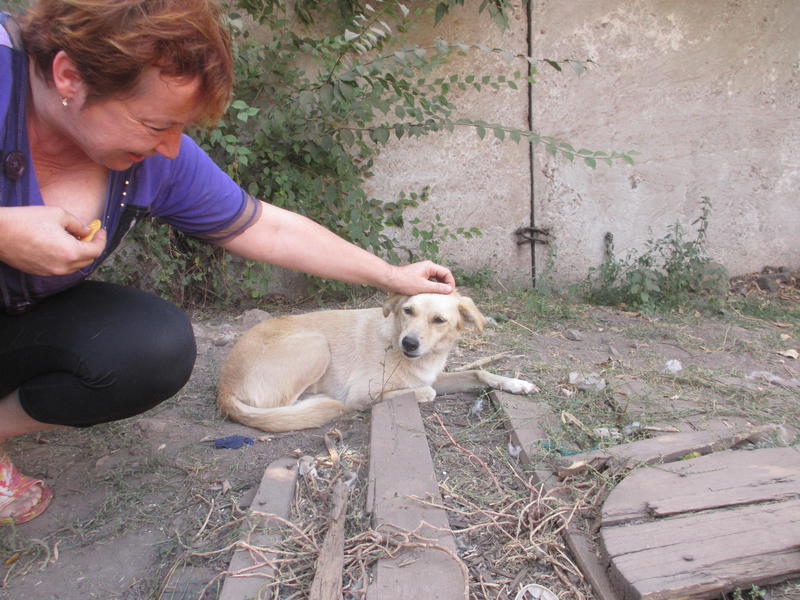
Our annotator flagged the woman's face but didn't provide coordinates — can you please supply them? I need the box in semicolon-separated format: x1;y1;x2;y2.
67;67;203;171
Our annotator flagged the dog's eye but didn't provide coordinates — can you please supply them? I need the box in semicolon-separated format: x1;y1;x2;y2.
403;306;414;316
432;316;447;324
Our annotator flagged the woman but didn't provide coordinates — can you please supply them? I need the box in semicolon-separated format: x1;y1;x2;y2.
0;0;455;525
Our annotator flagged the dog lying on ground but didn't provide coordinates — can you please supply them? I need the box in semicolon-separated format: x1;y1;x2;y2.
217;292;538;432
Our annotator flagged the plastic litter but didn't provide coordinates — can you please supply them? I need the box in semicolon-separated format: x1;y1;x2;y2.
213;435;254;449
515;583;559;600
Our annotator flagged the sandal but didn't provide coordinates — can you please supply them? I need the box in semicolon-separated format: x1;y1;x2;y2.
0;457;52;525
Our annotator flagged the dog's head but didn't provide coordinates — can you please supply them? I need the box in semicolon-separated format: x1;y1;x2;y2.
382;291;486;359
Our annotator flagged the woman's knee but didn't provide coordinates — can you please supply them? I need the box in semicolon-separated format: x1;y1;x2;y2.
140;306;197;398
14;283;199;427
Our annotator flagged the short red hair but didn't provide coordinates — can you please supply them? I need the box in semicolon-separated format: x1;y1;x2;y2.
20;0;233;125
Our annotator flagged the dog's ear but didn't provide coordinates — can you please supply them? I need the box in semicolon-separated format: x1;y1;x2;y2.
457;295;487;331
383;294;408;317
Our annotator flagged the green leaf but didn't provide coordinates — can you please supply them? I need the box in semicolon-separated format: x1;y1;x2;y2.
544;59;562;71
370;127;390;145
435;3;448;24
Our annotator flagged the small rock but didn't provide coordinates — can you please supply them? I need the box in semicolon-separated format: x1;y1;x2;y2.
623;421;642;436
756;275;779;292
507;442;523;457
212;333;237;347
564;329;583;341
593;427;620;439
468;397;485;416
136;417;169;436
773;424;799;445
663;359;683;374
239;308;272;327
568;372;607;392
747;370;800;387
95;455;112;470
298;455;317;478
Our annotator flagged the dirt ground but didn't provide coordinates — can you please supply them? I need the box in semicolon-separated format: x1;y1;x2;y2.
1;278;799;600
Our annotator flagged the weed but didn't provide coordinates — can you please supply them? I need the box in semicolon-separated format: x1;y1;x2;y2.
729;584;767;600
583;197;729;313
727;296;800;330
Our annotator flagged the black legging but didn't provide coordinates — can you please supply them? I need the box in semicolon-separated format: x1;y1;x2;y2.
0;281;197;427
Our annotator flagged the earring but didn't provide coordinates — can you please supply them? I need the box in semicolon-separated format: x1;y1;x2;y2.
61;97;69;107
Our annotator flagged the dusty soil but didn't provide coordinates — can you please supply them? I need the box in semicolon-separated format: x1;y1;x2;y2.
1;281;799;600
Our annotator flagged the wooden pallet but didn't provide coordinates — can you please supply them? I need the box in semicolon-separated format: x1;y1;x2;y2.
494;389;800;600
600;446;800;600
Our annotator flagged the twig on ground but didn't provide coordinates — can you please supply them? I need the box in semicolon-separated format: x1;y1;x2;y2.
452;352;511;372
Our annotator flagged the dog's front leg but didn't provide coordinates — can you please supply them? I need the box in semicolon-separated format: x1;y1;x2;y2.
433;370;539;395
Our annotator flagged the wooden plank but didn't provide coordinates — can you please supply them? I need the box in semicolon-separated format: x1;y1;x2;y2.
309;480;348;600
492;391;562;487
219;456;299;600
159;566;217;600
602;446;800;526
558;423;778;473
492;391;620;600
601;498;800;600
366;392;467;600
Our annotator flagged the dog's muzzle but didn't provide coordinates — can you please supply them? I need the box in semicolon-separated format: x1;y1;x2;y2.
401;336;421;358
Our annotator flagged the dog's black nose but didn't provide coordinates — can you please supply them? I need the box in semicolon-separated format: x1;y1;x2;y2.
401;336;419;353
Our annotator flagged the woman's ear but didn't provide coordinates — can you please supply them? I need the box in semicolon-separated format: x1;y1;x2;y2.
51;50;85;103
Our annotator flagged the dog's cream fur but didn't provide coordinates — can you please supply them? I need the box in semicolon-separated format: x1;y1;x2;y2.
217;292;537;432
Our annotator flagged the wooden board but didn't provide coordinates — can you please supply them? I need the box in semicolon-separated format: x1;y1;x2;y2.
492;391;620;600
602;446;800;526
560;423;778;472
366;392;467;600
494;391;561;488
600;447;800;600
159;566;217;600
218;456;299;600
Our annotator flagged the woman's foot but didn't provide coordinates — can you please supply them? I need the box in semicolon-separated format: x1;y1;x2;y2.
0;457;52;525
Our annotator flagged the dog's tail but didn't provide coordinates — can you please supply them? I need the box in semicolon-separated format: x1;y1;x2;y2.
218;394;346;433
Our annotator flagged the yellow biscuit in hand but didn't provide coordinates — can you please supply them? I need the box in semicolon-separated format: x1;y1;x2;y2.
80;219;102;242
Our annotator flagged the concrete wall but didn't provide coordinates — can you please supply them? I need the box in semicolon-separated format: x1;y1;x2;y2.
530;0;800;283
363;2;533;287
368;0;799;288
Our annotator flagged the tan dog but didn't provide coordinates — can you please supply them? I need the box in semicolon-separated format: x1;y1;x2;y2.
217;292;537;432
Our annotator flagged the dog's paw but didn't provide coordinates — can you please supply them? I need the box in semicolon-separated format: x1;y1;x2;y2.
415;386;437;403
502;378;540;395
